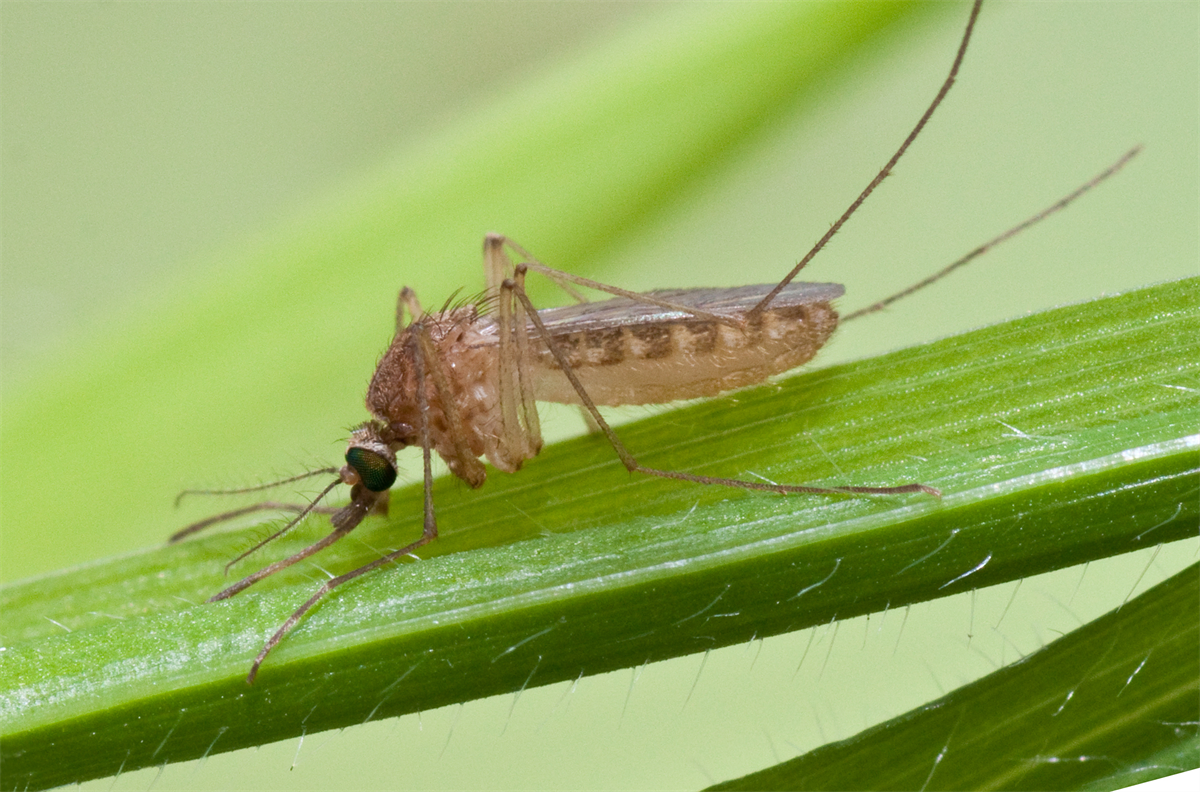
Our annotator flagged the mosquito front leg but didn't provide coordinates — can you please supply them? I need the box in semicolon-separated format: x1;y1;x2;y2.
412;323;487;488
245;329;442;684
509;268;938;498
208;479;383;604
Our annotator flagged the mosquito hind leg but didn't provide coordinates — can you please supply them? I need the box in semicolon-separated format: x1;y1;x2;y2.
508;267;939;499
841;146;1143;322
484;234;741;327
747;0;984;317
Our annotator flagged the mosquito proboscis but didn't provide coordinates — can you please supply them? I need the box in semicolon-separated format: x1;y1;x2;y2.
172;0;1140;683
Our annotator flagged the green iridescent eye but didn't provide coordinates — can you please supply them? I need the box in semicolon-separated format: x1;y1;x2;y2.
345;447;397;492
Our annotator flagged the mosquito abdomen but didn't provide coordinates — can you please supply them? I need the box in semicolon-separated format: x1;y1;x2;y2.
532;298;839;406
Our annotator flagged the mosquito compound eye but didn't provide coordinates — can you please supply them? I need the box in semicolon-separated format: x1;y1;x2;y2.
345;447;397;492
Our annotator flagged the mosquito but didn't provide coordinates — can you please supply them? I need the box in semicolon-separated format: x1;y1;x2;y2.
172;0;1139;683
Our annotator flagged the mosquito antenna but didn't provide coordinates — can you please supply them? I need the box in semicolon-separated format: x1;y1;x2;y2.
220;476;345;573
170;466;340;543
843;145;1142;323
748;0;984;318
175;467;338;507
170;502;313;544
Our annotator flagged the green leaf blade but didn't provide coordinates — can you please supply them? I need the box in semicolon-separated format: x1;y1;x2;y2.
709;564;1200;791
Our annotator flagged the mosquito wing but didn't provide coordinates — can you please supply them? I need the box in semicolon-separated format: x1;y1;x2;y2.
533;281;844;333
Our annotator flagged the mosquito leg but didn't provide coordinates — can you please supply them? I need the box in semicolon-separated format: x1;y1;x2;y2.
208;478;366;595
484;233;512;297
495;264;525;468
245;334;442;684
495;265;543;465
244;521;437;684
843;146;1142;322
411;323;487;487
579;406;603;435
395;286;424;336
220;499;357;573
485;233;587;304
748;0;984;317
510;272;938;498
489;234;741;328
210;520;355;603
512;270;543;458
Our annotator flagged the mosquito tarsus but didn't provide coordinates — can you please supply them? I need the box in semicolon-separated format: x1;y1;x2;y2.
172;0;1140;683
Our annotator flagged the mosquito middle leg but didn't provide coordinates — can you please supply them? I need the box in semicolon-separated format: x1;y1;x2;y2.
244;324;443;684
495;265;543;466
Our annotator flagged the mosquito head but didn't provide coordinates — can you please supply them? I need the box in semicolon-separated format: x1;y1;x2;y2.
341;422;399;493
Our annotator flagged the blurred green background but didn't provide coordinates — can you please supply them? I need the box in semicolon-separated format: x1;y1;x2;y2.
2;1;1196;789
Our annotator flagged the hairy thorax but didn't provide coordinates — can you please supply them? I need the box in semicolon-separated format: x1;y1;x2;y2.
366;307;507;477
